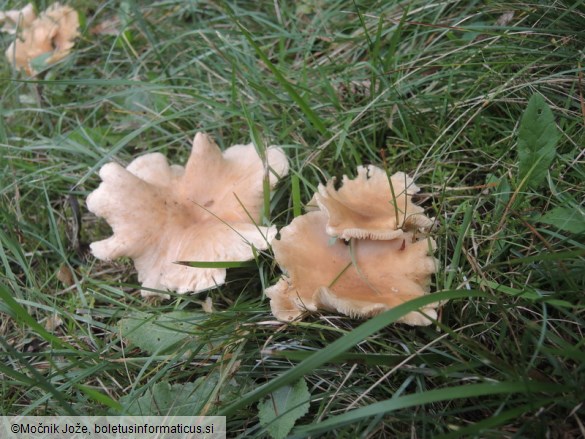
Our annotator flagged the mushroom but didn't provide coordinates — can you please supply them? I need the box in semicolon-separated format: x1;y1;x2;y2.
265;210;438;325
87;132;289;297
4;3;79;75
266;165;438;326
0;3;35;34
312;165;433;240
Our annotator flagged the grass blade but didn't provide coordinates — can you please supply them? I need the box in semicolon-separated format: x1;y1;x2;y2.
292;383;566;436
229;15;330;136
219;290;485;416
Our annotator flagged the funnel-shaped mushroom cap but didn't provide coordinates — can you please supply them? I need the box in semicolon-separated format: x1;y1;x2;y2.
5;3;79;75
314;165;433;240
265;210;438;326
87;132;289;297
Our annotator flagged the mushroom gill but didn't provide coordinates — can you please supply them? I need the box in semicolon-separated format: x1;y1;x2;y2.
314;165;433;240
87;132;289;297
265;209;438;326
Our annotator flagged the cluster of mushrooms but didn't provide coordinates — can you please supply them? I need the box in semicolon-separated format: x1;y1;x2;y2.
1;4;439;326
87;133;440;326
266;166;438;325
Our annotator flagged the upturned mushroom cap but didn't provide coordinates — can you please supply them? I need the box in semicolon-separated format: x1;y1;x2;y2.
87;132;289;297
314;165;433;240
265;210;438;325
4;3;79;75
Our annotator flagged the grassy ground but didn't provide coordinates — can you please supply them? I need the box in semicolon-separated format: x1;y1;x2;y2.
1;0;584;437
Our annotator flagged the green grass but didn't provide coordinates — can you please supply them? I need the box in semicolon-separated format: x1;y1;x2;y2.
1;0;584;437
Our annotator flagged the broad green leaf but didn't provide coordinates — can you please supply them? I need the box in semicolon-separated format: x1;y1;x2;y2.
120;380;208;416
258;379;311;439
118;311;208;355
29;52;54;74
539;206;585;234
120;373;251;416
517;94;560;189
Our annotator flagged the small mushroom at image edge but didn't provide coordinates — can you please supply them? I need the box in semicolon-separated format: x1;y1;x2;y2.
0;3;36;34
3;3;79;75
87;132;289;297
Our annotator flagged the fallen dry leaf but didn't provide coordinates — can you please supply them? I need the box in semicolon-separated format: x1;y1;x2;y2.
90;17;121;36
56;263;74;286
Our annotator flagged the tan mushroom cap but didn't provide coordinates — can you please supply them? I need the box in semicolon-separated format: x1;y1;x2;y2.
265;210;438;326
5;3;79;75
0;3;36;34
314;165;433;240
87;132;289;297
